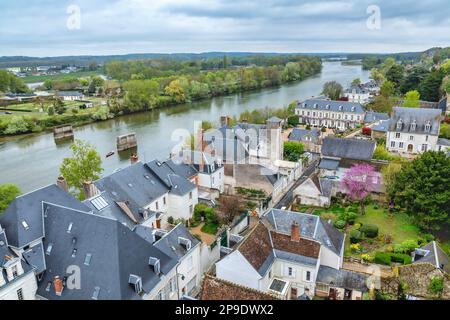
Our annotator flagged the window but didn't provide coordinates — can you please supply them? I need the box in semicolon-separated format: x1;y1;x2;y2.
422;144;428;152
305;271;311;282
155;201;159;211
189;192;193;200
399;142;404;149
391;141;396;148
350;115;354;121
410;136;414;141
357;116;360;121
269;270;272;279
189;205;193;214
397;119;403;130
84;253;92;266
163;197;166;205
17;288;24;300
288;267;293;277
312;112;316;117
12;265;18;277
410;121;416;131
425;122;431;132
46;243;53;256
426;135;429;142
395;133;401;139
90;196;108;211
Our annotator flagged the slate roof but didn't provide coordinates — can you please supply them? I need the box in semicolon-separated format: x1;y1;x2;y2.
22;241;46;274
0;184;90;248
321;137;376;161
146;160;196;196
364;112;390;123
318;158;340;170
372;120;390;132
200;275;278;300
265;209;345;255
438;97;447;114
316;266;368;292
345;85;370;95
296;99;365;114
57;91;83;97
178;150;223;174
388;107;442;135
413;241;450;274
289;128;320;143
37;203;178;300
165;158;198;179
437;138;450;147
153;224;201;261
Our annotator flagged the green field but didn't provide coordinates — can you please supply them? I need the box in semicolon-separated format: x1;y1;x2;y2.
22;71;101;83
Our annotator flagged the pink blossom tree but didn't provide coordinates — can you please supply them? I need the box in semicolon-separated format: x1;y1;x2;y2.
341;163;377;215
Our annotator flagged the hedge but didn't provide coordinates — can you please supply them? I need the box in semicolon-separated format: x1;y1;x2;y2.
334;220;346;230
390;253;412;265
360;224;379;238
350;230;362;244
374;252;391;266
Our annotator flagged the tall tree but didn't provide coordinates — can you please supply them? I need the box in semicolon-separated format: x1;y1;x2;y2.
385;64;405;86
403;90;421;108
341;164;377;215
283;141;304;162
391;151;450;231
322;81;343;100
419;69;445;102
0;184;21;213
380;80;396;97
60;140;103;200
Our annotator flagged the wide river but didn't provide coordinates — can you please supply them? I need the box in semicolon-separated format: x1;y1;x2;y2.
0;62;369;192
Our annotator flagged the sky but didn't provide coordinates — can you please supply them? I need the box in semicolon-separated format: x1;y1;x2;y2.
0;0;449;57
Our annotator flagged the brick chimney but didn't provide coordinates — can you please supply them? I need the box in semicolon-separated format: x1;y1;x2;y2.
53;276;64;296
82;181;99;199
130;154;139;164
56;176;68;192
291;221;300;242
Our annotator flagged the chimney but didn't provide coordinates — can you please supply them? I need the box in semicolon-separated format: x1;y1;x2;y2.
130;154;139;164
220;116;229;127
82;181;98;199
291;221;300;242
53;276;64;296
56;176;68;192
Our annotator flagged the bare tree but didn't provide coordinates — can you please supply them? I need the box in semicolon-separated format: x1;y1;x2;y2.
217;195;246;224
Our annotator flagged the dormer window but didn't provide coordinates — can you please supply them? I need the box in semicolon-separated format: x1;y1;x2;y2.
339;106;343;111
397;119;403;130
178;237;192;251
410;121;417;131
149;257;161;275
425;121;431;132
351;106;355;112
326;105;330;110
314;103;318;108
128;274;143;294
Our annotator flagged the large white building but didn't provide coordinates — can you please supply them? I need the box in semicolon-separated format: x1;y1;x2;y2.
215;209;369;300
295;99;366;130
386;107;442;154
344;85;372;104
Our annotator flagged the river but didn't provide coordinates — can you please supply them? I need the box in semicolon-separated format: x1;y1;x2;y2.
0;61;369;192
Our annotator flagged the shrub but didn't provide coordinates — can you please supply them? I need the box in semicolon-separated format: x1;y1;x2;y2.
390;253;412;265
167;216;175;225
374;252;391;266
429;277;444;295
360;224;379;238
423;234;435;243
321;213;337;221
287;115;299;127
394;240;418;254
350;243;361;253
334;220;346;229
350;230;362;244
346;212;357;225
361;254;373;262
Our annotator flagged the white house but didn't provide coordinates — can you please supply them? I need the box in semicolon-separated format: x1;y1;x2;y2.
293;174;333;207
0;226;38;300
344;85;372;104
386;107;442;154
57;91;85;101
214;209;365;300
295;99;366;130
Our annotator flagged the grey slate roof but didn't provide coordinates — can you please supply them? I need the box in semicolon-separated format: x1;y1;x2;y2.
316;266;368;292
322;137;376;161
154;224;201;261
388;107;442;135
345;85;370;95
0;184;90;248
296;99;365;114
413;241;450;274
289;128;320;143
37;203;178;300
146;160;196;196
438;97;447;114
274;249;318;267
437;138;450;147
265;209;345;255
364;112;390;123
23;241;46;274
319;158;340;170
57;91;83;97
372;120;390;132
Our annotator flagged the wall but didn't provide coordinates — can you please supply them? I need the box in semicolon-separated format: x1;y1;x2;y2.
167;188;198;221
198;167;225;193
199;241;221;275
146;267;178;300
146;192;170;214
272;259;317;296
387;131;439;154
177;244;201;296
319;246;341;270
0;271;38;300
215;251;261;290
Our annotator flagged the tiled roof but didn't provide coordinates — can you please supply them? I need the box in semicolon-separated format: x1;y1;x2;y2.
200;275;278;300
270;231;320;259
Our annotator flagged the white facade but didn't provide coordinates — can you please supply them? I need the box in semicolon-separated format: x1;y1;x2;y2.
295;109;364;130
146;267;179;300
386;131;439;154
198;167;225;193
344;91;371;104
167;189;198;221
293;178;331;207
176;243;201;297
0;258;38;301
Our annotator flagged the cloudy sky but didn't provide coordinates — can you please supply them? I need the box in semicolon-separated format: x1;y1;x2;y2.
0;0;449;56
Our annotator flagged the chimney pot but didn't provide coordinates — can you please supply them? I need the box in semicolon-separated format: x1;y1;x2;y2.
291;221;300;242
53;276;64;296
57;176;68;192
130;154;139;164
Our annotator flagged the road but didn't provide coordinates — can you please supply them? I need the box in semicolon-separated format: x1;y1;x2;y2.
273;158;319;209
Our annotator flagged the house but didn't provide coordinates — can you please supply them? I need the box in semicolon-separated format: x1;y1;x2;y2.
293;174;333;207
288;128;322;153
364;111;390;124
371;120;390;139
436;138;450;152
315;266;368;300
344;85;371;104
0;184;180;300
200;274;278;300
386;107;442;154
412;241;450;274
295;99;365;130
0;225;38;300
89;160;198;224
57;91;85;101
215;209;350;299
135;223;202;297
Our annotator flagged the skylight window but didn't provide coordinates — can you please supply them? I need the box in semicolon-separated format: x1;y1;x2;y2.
67;222;73;234
91;196;109;211
72;248;77;258
84;253;92;266
46;243;53;255
92;287;100;300
21;220;29;230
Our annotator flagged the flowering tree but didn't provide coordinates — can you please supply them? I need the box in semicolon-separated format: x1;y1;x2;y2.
341;163;377;215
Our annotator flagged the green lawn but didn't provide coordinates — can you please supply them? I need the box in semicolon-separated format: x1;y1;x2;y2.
201;222;219;235
22;71;101;83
